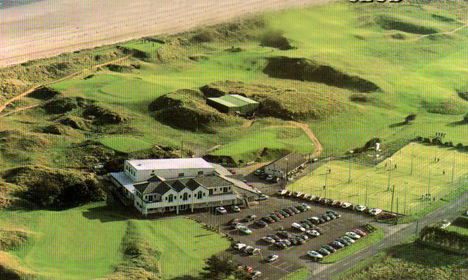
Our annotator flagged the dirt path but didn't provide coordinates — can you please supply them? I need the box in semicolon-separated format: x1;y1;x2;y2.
264;121;323;157
0;55;131;118
407;22;468;42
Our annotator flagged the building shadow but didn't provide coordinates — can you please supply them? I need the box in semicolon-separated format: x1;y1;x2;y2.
81;205;131;223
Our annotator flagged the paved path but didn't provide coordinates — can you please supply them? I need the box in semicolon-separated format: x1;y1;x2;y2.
307;189;468;279
407;22;468;42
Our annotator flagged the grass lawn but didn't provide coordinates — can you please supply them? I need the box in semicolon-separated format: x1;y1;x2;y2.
280;268;311;280
289;143;468;213
320;228;385;264
211;127;314;164
0;203;230;280
98;136;154;153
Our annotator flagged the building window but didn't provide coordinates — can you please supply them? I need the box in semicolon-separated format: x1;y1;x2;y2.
183;193;188;201
168;194;174;202
197;191;203;199
209;189;213;196
198;171;204;175
223;187;228;193
178;173;184;177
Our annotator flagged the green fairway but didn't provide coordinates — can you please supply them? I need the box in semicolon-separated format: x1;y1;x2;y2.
211;127;314;164
289;143;468;213
280;268;311;280
98;136;153;153
0;203;230;280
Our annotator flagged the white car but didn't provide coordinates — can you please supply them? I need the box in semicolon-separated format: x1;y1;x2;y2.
233;242;246;250
307;250;324;261
345;232;362;239
266;254;279;262
231;205;241;212
354;205;367;212
266;175;274;181
237;225;253;235
277;190;287;196
262;236;276;244
292;222;306;232
306;229;320;237
369;208;383;216
341;202;352;209
215;206;227;214
249;270;262;279
295;192;304;198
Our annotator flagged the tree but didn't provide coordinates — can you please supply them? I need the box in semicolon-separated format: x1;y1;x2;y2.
405;114;417;124
201;255;237;280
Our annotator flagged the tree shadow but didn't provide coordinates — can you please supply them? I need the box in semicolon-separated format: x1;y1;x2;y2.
389;121;408;128
169;276;201;280
447;120;467;127
81;205;131;223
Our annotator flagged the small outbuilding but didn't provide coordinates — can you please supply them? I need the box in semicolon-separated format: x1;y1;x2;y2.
206;94;259;114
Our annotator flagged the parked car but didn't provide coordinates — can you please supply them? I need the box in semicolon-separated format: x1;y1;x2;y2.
228;218;240;225
306;229;320;237
325;199;334;206
249;270;262;280
266;175;275;181
380;212;397;219
345;232;361;239
231;222;243;230
353;229;367;236
231;205;241;212
289;206;301;214
277;231;293;239
275;241;287;249
229;169;237;174
354;205;367;212
257;194;269;201
300;203;311;210
242;215;257;223
267;234;282;242
254;220;267;228
299;233;309;240
242;245;253;253
299;222;311;230
332;240;345;249
326;210;341;218
308;217;321;224
301;220;314;228
341;202;352;209
262;236;276;244
246;247;260;255
322;214;332;222
232;242;246;250
215;206;227;214
279;210;290;218
336;237;351;246
289;237;298;246
342;235;356;244
296;236;306;245
328;213;338;220
292;222;306;232
283;208;295;216
323;245;337;253
266;254;279;262
369;208;383;216
317;197;327;204
295;192;304;198
285;190;293;197
277;190;287;196
272;211;284;219
319;217;326;224
330;200;340;207
307;250;324;261
269;215;280;222
332;200;344;207
254;169;264;176
312;226;324;234
317;247;331;256
282;239;292;247
309;195;317;202
237;225;253;235
313;196;322;203
262;216;275;224
295;205;306;212
304;194;313;200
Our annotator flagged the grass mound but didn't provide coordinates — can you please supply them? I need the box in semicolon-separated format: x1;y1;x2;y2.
41;124;81;137
260;30;295;50
0;229;29;251
43;97;80;114
57;115;92;130
82;104;128;125
263;56;380;92
375;15;438;34
105;63;137;73
432;14;456;23
27;86;62;100
2;165;104;208
149;89;239;131
0;130;50;162
391;33;407;40
421;99;467;115
0;251;34;280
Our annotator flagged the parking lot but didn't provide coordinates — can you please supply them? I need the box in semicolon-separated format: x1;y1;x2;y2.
193;194;375;279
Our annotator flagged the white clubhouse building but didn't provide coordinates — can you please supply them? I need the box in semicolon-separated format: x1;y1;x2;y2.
110;158;238;215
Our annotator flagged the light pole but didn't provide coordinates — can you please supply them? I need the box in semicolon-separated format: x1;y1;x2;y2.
348;150;354;184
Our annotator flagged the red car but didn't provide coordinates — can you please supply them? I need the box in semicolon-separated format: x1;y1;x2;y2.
353;229;366;237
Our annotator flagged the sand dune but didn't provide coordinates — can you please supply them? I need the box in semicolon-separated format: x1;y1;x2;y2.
0;0;331;68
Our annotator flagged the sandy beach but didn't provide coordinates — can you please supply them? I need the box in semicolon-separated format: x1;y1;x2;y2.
0;0;331;68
